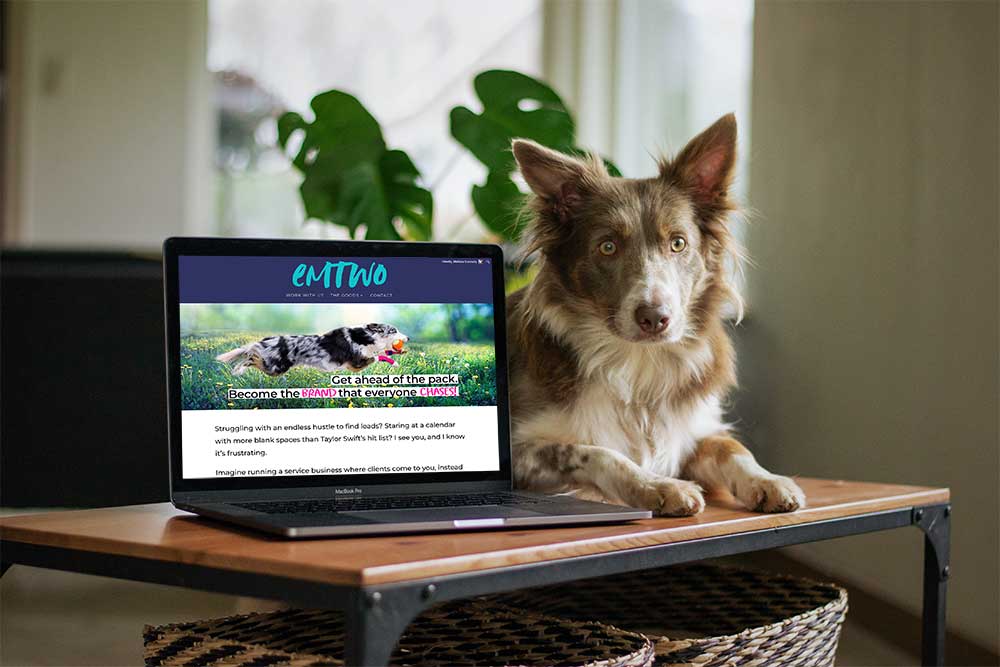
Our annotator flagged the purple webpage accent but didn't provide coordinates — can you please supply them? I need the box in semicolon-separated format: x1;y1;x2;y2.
179;255;494;304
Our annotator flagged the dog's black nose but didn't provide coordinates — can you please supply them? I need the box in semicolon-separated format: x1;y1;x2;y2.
635;304;670;334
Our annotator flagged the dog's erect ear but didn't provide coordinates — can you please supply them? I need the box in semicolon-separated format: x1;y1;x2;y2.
512;140;587;204
661;113;737;208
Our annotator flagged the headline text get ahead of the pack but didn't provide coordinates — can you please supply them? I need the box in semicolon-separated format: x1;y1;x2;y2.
226;374;462;400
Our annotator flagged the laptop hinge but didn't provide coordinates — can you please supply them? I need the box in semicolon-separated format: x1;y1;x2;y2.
173;479;513;505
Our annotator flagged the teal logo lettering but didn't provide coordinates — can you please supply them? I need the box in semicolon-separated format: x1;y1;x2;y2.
291;261;387;288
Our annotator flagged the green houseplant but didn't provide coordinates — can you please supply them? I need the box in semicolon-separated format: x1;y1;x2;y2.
276;91;433;241
277;70;618;244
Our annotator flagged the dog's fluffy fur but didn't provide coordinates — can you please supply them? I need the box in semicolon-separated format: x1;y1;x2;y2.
216;323;408;377
507;114;805;515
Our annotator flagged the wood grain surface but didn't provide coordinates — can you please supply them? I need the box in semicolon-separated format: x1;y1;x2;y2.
0;478;948;586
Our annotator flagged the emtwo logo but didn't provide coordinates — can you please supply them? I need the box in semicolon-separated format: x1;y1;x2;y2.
291;261;388;289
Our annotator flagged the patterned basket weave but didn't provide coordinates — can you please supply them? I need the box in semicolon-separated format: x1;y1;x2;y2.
143;599;655;667
489;564;848;667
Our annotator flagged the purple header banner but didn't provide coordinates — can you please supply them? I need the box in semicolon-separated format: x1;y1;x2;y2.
179;255;494;304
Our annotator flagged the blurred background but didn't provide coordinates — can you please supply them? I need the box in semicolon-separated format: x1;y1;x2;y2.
179;303;495;342
1;1;997;665
1;0;754;244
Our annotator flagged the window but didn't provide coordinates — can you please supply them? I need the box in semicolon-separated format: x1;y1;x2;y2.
615;0;754;193
208;0;542;240
207;0;753;245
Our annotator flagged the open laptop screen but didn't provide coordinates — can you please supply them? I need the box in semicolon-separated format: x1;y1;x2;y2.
164;239;510;494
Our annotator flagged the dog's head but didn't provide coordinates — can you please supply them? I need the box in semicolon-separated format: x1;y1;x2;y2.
364;323;409;351
513;113;742;345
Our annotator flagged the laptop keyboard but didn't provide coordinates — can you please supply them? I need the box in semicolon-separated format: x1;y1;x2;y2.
234;493;544;515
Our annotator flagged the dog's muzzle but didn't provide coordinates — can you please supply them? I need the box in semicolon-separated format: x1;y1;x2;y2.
634;303;670;335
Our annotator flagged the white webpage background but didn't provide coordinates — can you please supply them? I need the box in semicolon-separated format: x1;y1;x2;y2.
182;406;500;479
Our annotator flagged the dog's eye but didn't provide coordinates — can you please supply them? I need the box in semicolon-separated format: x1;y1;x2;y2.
670;236;687;253
598;240;617;256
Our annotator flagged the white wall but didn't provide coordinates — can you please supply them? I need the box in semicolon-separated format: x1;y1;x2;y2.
5;0;211;248
742;0;999;651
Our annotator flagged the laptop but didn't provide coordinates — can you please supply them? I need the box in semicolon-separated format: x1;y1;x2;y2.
163;237;650;537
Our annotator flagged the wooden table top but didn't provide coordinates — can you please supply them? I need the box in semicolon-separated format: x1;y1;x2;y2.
0;478;947;587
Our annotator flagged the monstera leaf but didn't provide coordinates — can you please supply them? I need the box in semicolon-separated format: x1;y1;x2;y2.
278;91;432;240
450;70;619;241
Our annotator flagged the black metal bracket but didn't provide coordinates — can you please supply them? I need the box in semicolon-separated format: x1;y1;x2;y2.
913;504;951;581
913;503;951;666
344;586;430;666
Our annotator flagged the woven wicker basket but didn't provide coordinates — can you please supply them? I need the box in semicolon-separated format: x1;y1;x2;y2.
143;599;655;667
489;564;848;667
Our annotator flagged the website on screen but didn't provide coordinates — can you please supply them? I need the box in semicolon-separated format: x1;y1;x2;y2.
178;255;500;479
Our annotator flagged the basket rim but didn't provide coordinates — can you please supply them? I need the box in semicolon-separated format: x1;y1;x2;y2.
489;563;850;658
144;599;658;667
649;580;848;658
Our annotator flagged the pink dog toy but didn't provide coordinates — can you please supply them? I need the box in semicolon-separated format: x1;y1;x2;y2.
378;354;396;365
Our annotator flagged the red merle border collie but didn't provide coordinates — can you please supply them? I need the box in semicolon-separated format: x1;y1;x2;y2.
507;114;805;515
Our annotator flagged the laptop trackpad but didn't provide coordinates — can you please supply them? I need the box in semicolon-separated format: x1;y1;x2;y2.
345;505;541;523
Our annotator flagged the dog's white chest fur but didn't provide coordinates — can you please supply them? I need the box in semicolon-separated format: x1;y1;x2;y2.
513;342;727;479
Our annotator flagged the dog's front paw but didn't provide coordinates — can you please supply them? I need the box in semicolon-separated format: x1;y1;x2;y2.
635;478;705;517
741;475;805;513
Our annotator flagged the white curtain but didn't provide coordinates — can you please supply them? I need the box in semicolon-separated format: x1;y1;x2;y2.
543;0;754;187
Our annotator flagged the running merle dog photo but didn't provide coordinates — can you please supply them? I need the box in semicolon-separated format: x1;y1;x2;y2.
215;323;409;377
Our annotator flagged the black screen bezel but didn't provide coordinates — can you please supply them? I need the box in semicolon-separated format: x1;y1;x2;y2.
163;237;512;495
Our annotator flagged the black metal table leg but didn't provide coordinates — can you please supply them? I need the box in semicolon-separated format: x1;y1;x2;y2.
915;504;950;666
343;587;426;667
